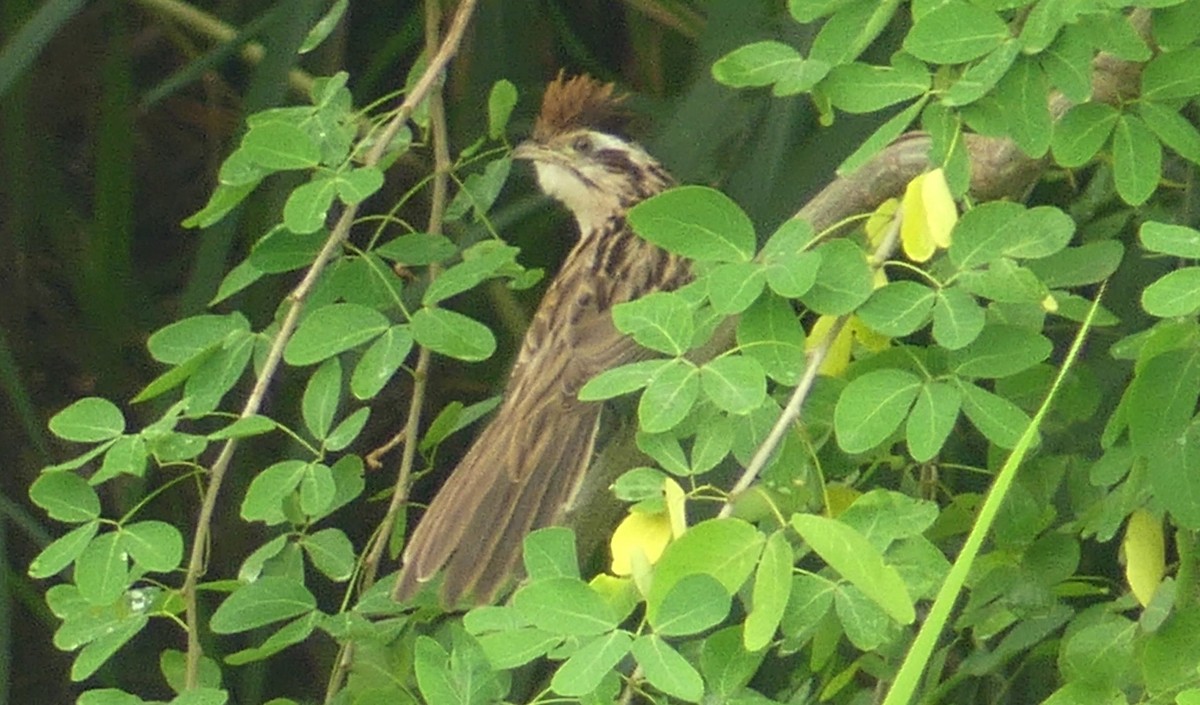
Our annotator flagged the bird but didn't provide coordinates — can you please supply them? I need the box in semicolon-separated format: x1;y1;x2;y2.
393;73;691;607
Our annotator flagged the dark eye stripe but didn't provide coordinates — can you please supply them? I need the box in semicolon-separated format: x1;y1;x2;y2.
595;148;637;175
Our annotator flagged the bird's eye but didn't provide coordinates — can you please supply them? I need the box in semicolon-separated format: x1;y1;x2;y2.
572;135;594;154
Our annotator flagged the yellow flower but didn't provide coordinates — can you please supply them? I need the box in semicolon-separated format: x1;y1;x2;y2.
900;168;957;263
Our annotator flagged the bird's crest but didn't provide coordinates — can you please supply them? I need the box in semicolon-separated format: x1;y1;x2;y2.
532;71;629;141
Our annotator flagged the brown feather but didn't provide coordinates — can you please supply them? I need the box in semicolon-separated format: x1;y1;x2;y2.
532;72;629;142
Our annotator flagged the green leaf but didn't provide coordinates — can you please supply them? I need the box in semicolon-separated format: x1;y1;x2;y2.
210;258;264;305
29;520;99;579
1140;101;1200;164
691;420;734;474
1141;222;1200;258
423;242;520;305
711;41;804;88
477;627;560;670
299;463;335;517
1112;113;1162;206
744;530;793;651
736;294;806;385
413;637;457;704
628;186;756;263
121;521;183;573
1052;102;1119;168
325;406;369;452
1079;12;1150;61
241;460;308;525
488;79;518;139
1040;25;1093;102
801;239;873;315
706;261;766;314
147;313;249;364
780;573;836;638
1019;0;1068;53
30;471;101;523
249;226;327;273
790;514;915;624
1129;348;1200;459
856;281;936;337
334;166;384;205
410;307;496;362
611;467;668;502
207;415;277;441
239;121;320;170
904;1;1009;64
996;56;1052;158
75;532;129;606
944;40;1020;107
631;634;704;703
301;528;355;581
285;303;390;366
77;689;146;705
374;232;457;266
932;286;985;350
210;577;316;633
950;325;1052;379
551;630;632;697
822;57;930;113
639;359;700;433
71;615;148;681
838;96;927;174
49;397;125;443
835;584;893;650
810;0;902;66
700;355;767;415
183;181;259;229
351;325;414;400
1152;419;1200;530
578;359;669;401
1060;617;1135;688
302;357;341;440
1026;241;1124;288
1144;268;1200;318
650;573;731;636
701;627;768;696
226;613;317;666
445;158;512;221
949;201;1028;270
1143;47;1200;101
835;369;922;453
959;381;1031;449
513;577;618;636
906;381;962;462
648;518;763;621
612;291;694;355
523;527;580;581
283;176;337;234
765;250;821;299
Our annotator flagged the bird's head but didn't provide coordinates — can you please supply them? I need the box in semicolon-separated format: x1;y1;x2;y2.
513;73;670;234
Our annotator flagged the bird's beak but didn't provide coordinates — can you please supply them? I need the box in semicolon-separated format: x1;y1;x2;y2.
512;140;549;162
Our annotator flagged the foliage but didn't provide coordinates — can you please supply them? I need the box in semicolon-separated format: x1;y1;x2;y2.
17;0;1200;704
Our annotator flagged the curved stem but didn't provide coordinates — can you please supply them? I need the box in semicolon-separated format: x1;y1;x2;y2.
719;214;902;517
181;0;479;690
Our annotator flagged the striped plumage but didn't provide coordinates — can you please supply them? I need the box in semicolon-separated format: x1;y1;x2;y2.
394;74;690;607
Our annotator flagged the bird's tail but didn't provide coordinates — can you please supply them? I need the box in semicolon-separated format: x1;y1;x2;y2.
394;396;602;607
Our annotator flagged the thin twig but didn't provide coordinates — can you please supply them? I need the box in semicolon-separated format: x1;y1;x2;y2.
719;214;903;518
323;0;464;699
181;0;479;689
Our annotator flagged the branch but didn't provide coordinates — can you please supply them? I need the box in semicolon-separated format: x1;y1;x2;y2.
180;0;479;689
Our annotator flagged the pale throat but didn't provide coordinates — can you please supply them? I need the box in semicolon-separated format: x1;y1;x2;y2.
532;161;627;237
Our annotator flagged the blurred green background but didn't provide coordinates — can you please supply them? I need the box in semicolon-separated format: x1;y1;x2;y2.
0;0;884;701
